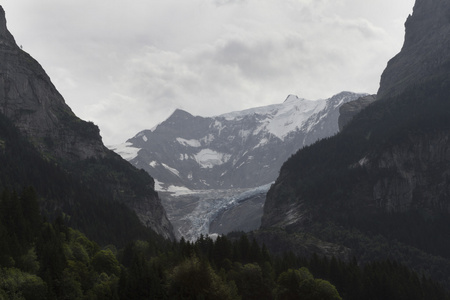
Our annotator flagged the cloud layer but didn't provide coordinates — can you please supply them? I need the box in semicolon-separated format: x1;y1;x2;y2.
2;0;414;144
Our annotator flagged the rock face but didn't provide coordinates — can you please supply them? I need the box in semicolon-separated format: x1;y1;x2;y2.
378;0;450;99
371;132;450;213
260;0;450;280
0;6;174;240
261;128;450;229
263;0;450;230
338;95;376;131
0;7;105;161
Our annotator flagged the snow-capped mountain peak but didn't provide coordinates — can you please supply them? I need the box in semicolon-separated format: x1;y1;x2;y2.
284;94;301;103
109;91;366;240
111;91;365;191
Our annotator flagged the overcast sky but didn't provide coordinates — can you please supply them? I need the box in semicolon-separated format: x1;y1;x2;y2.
2;0;414;145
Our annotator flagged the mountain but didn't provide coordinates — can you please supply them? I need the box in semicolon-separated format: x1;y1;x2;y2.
112;91;365;239
378;0;450;99
0;6;174;243
260;0;450;286
113;92;365;191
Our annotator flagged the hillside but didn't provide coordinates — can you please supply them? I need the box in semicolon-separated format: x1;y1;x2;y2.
0;5;174;243
260;0;450;286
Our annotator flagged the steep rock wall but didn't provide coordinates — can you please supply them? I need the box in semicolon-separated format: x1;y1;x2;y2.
378;0;450;98
0;6;174;240
0;7;105;161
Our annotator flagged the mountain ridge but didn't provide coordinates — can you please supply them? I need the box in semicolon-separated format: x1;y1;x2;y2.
113;91;366;191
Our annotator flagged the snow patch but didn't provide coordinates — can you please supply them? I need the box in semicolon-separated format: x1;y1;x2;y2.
154;179;164;191
166;185;193;196
179;154;189;161
253;138;269;149
239;129;251;139
200;134;215;144
194;149;231;168
176;137;201;147
149;161;158;167
162;163;180;176
212;120;225;135
109;142;141;161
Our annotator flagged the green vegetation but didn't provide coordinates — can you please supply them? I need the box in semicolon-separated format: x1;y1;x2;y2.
0;187;448;299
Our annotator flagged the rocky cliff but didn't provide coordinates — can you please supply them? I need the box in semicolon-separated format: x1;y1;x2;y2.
0;6;174;241
263;0;450;230
371;131;450;213
0;7;106;161
378;0;450;99
260;0;450;282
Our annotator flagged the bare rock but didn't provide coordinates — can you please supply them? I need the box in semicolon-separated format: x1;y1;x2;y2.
378;0;450;99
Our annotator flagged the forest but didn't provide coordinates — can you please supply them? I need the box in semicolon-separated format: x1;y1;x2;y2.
0;187;449;299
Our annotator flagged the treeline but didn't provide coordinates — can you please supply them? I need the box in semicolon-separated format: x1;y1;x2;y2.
0;188;448;299
0;187;150;299
0;186;340;299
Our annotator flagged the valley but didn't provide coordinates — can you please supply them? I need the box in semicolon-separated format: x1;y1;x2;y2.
1;0;450;298
160;184;270;240
112;91;365;240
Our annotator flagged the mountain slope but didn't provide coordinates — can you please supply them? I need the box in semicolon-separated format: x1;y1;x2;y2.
113;92;365;191
261;0;450;285
0;6;174;242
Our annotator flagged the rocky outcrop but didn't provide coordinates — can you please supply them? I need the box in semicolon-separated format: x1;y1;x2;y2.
0;6;174;240
261;129;450;230
378;0;450;99
371;132;450;213
248;229;352;261
338;95;376;131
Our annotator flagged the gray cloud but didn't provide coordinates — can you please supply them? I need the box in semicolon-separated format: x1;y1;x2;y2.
2;0;414;144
